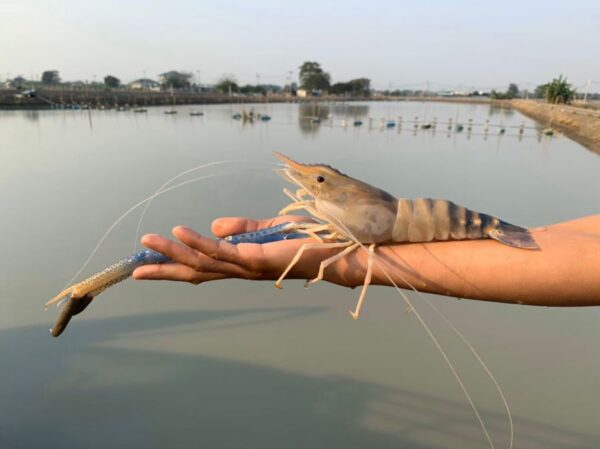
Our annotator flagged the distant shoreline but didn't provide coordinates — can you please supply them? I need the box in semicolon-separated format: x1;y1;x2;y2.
0;88;493;110
3;90;598;154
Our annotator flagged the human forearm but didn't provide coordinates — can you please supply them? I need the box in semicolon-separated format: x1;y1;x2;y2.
328;222;600;307
135;215;600;308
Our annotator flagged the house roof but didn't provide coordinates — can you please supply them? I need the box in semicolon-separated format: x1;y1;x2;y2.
130;78;160;85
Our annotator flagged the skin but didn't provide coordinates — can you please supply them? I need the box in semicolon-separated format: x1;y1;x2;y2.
133;214;600;307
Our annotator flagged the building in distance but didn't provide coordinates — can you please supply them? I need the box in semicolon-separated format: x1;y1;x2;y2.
129;78;161;91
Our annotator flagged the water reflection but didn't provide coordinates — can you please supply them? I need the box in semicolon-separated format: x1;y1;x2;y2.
327;103;370;118
488;103;515;117
2;310;598;449
298;103;330;134
22;110;40;122
298;102;370;134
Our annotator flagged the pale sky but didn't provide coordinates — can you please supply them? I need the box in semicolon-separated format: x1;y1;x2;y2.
2;0;599;91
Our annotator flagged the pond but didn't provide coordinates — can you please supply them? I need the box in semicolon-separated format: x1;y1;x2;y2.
1;101;599;449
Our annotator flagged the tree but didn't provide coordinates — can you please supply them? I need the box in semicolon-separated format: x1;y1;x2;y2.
160;71;192;89
534;83;548;99
490;83;519;100
41;70;60;85
348;78;371;96
507;83;519;99
298;61;331;91
330;82;350;95
490;90;504;100
543;75;575;104
104;75;120;88
239;84;264;95
215;75;239;94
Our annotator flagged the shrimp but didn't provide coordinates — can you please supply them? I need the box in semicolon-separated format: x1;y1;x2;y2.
272;152;539;319
272;152;540;449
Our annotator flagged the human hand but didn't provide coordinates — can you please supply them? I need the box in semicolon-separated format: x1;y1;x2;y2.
132;215;362;287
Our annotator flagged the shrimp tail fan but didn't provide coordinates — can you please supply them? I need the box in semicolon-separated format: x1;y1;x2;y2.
488;221;540;250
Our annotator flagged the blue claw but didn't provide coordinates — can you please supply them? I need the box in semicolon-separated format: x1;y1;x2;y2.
48;222;316;336
224;222;312;244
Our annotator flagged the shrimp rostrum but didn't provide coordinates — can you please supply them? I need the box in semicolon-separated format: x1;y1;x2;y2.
273;152;539;319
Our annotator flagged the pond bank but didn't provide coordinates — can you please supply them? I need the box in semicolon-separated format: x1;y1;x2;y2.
511;100;600;155
0;88;493;109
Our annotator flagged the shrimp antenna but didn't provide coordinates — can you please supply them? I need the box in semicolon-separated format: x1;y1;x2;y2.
64;160;276;289
326;213;512;449
132;159;280;252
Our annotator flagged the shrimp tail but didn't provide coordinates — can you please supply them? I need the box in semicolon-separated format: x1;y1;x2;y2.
488;221;540;250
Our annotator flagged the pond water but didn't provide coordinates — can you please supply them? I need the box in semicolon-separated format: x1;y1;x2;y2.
1;101;599;449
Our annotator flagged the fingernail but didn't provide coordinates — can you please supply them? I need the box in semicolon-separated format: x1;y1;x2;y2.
173;225;193;237
140;234;156;245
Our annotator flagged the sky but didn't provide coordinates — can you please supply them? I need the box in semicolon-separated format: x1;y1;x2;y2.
1;0;599;91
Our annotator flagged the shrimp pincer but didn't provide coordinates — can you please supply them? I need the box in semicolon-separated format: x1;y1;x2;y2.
46;224;317;337
272;152;540;319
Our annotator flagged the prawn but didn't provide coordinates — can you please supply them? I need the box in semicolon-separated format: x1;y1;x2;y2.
272;152;539;319
271;152;540;449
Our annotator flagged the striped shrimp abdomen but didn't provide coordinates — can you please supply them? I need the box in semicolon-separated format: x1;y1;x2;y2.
392;198;539;249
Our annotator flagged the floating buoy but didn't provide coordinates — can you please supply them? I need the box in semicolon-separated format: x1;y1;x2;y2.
543;128;554;136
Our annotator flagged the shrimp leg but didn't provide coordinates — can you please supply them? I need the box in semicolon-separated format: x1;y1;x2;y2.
349;244;376;320
304;242;360;287
275;241;354;289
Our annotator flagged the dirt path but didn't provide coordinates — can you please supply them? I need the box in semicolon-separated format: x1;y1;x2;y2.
511;100;600;155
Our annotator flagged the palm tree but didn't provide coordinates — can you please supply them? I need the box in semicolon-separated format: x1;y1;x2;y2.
543;75;575;104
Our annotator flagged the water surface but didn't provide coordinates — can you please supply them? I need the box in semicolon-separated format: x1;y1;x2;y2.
1;102;599;449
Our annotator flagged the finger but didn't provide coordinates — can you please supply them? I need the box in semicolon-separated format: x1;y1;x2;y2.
173;226;245;264
133;264;229;284
211;217;258;237
194;251;259;277
211;215;315;238
143;231;260;278
141;233;201;268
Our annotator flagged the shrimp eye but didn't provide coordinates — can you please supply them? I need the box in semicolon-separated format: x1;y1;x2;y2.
316;175;325;183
